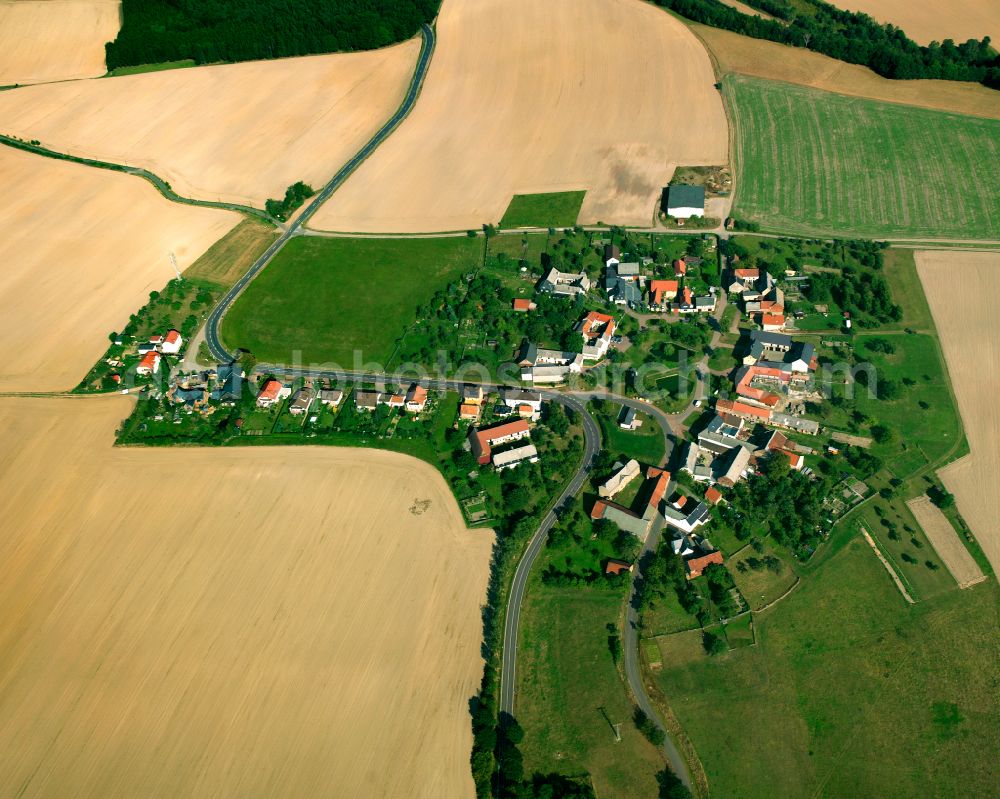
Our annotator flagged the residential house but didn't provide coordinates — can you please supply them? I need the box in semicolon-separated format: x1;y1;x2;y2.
605;261;644;308
385;394;406;409
648;279;678;310
405;384;428;413
461;384;484;406
577;311;616;361
705;486;723;505
673;259;687;277
538;267;591;298
685;548;724;579
318;389;344;407
604;244;621;267
599;459;641;499
501;388;542;412
516;341;583;384
469;419;531;465
512;298;537;311
288;386;316;416
256;378;289;408
212;360;243;403
761;312;786;331
160;329;183;355
662;184;705;219
136;350;162;376
618;405;640;430
459;403;481;422
743;330;816;373
681;442;715;483
662;495;711;534
355;390;381;411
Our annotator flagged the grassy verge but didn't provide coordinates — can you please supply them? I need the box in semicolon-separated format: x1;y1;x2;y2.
651;531;999;798
106;59;197;77
500;191;587;229
517;583;666;797
592;404;666;466
725;75;1000;239
184;217;279;287
221;235;483;366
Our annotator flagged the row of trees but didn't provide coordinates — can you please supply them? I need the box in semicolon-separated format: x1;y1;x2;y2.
106;0;440;69
653;0;999;88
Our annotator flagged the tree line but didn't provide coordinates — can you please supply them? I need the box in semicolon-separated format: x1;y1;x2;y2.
105;0;440;70
652;0;1000;89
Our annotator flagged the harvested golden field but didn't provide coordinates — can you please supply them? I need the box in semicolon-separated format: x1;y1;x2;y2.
311;0;728;233
906;496;985;589
692;23;1000;120
0;0;119;86
0;38;420;207
833;0;997;45
916;250;1000;576
0;395;492;799
0;146;238;392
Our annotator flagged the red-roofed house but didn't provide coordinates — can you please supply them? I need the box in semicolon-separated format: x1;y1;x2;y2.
136;351;161;375
405;385;428;413
160;329;183;355
459;403;481;421
649;279;679;309
716;397;773;422
761;312;786;331
469;419;531;464
782;450;805;470
673;259;687;276
604;559;633;576
686;550;724;579
513;298;536;312
577;311;616;361
705;486;723;505
256;378;289;408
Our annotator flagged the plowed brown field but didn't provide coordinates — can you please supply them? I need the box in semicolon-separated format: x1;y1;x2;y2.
916;250;1000;576
0;0;119;85
0;38;420;207
0;146;238;392
0;395;491;798
311;0;728;233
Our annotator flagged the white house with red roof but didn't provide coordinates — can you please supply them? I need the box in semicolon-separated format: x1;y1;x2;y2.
160;329;183;355
136;350;161;375
576;311;616;360
256;378;290;408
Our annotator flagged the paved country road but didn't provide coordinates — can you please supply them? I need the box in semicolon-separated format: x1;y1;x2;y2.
204;23;436;364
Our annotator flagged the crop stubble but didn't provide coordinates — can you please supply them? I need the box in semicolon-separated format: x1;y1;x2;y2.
0;395;492;798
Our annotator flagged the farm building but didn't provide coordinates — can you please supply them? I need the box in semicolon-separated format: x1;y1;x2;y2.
662;184;705;219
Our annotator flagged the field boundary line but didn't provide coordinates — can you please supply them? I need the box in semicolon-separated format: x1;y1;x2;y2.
0;133;273;221
860;525;915;604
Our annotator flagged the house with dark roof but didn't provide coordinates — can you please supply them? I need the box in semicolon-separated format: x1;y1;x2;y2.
289;386;316;415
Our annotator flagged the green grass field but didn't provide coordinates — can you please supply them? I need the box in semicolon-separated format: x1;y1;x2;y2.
107;59;198;77
725;75;1000;239
654;531;1000;798
517;583;666;797
595;405;666;466
221;236;483;366
500;191;586;228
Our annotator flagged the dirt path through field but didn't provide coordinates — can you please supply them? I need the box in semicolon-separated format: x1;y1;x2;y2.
0;394;492;798
915;250;1000;577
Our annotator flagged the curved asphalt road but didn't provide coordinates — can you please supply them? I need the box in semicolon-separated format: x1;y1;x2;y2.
205;23;436;363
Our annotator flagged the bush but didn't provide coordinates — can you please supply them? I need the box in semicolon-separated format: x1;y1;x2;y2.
702;630;727;656
634;708;666;746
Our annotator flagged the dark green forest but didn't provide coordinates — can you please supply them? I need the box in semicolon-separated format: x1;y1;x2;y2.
105;0;439;69
655;0;1000;88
